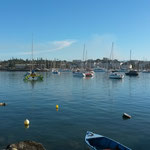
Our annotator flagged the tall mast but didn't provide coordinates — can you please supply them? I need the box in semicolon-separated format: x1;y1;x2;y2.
32;34;34;70
109;42;114;60
85;49;88;69
129;50;132;69
130;50;132;61
109;42;114;69
82;44;85;70
111;42;114;60
83;44;85;61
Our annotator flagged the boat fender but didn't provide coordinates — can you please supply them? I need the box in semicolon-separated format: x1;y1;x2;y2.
0;103;6;106
122;113;131;119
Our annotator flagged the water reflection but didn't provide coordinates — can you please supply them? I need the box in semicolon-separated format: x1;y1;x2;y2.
23;79;44;89
23;80;36;89
24;125;30;129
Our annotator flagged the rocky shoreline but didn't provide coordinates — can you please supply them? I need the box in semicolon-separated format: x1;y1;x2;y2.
5;141;46;150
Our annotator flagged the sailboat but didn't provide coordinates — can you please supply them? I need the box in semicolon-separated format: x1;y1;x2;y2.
24;36;43;81
83;45;94;78
52;59;60;74
73;69;85;77
109;42;124;79
125;50;138;76
73;44;86;77
109;72;124;79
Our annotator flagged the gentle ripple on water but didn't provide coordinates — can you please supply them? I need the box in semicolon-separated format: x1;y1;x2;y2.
0;71;150;150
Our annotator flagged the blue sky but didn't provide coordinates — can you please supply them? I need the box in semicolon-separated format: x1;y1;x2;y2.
0;0;150;60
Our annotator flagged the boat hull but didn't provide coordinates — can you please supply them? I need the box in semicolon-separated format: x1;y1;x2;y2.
125;70;138;76
109;73;124;79
85;72;94;77
52;71;60;74
125;73;138;76
52;69;60;74
24;71;43;81
73;72;85;77
85;131;131;150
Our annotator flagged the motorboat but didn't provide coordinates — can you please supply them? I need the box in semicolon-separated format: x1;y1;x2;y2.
125;70;138;76
84;71;94;78
85;131;131;150
52;69;60;74
109;73;124;79
73;69;85;77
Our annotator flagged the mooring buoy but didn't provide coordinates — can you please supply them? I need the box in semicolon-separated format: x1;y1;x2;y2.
24;119;30;126
56;105;59;109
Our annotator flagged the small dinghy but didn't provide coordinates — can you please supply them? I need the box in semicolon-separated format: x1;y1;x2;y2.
85;131;131;150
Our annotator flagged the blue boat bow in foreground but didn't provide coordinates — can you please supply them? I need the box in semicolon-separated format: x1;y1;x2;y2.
85;131;131;150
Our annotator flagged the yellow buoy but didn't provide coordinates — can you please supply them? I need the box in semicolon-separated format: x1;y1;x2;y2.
24;119;30;126
56;105;59;109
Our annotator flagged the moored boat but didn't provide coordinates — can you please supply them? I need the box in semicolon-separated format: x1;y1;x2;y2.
125;50;138;76
125;70;138;76
84;71;94;78
109;72;124;79
52;68;60;74
24;36;43;81
73;69;85;77
24;70;43;81
85;131;131;150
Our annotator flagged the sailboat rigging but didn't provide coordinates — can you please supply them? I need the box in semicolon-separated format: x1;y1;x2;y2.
52;59;60;74
125;50;139;76
24;36;43;81
109;42;124;79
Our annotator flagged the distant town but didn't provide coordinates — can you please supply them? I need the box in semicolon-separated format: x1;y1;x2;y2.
0;57;150;71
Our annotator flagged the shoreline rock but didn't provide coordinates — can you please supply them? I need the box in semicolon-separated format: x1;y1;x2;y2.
6;141;46;150
0;103;6;106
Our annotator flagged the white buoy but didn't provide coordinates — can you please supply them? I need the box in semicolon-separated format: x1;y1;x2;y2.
24;119;30;125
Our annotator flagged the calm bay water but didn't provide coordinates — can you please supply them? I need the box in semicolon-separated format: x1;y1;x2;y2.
0;71;150;150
